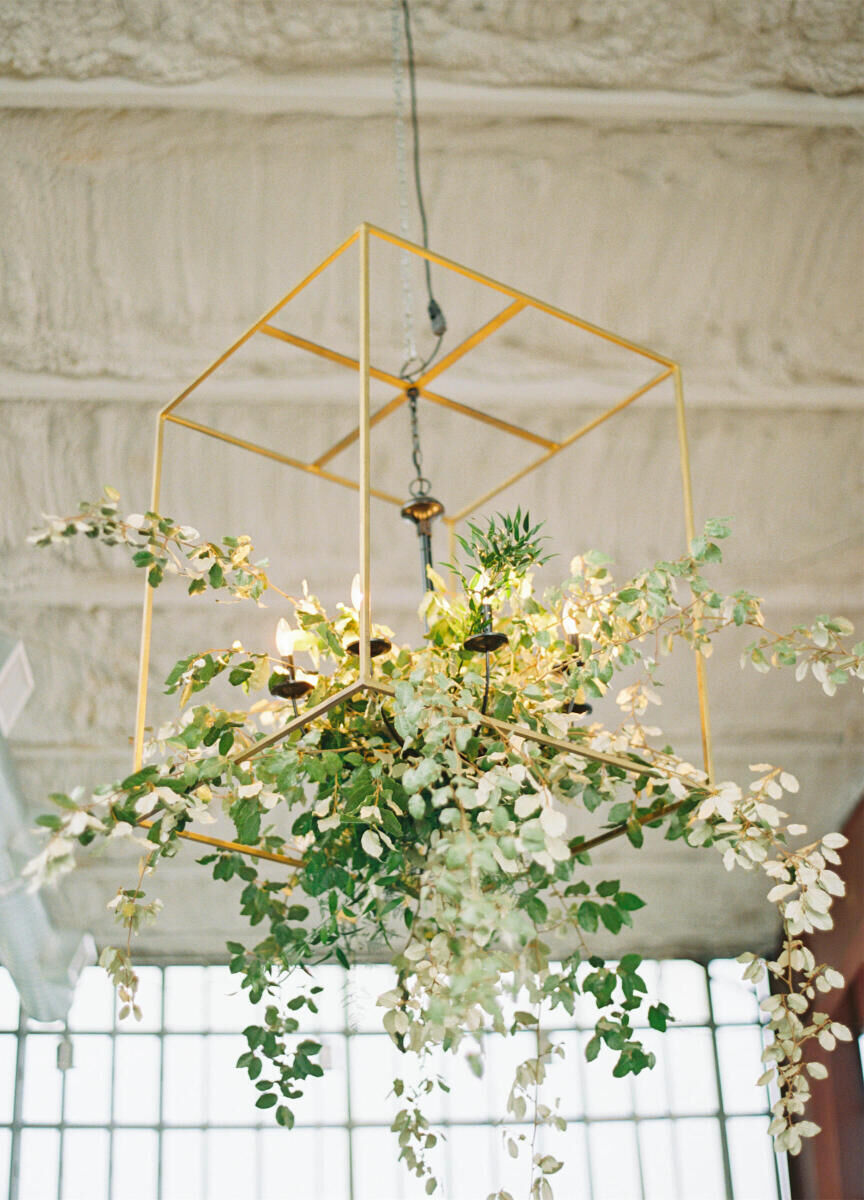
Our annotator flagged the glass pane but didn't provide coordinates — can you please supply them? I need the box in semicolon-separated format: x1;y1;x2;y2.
347;964;397;1032
709;959;760;1024
630;959;661;1027
441;1047;495;1123
590;1120;642;1200
0;968;20;1029
486;1031;536;1123
67;967;115;1032
261;1127;350;1200
717;1025;771;1114
204;1129;258;1200
162;1129;204;1200
0;1129;9;1200
632;1030;670;1117
659;961;710;1024
676;1117;726;1199
21;1033;62;1122
539;1030;584;1119
727;1115;780;1200
112;1129;159;1200
300;965;347;1032
534;1121;591;1199
206;1035;262;1125
581;1034;634;1118
446;1124;497;1199
114;1034;161;1124
206;967;257;1032
0;1035;17;1122
292;1034;348;1125
64;1034;112;1124
18;1128;60;1200
667;1027;718;1114
62;1128;110;1200
164;1035;205;1124
352;1124;428;1200
165;966;207;1031
640;1118;677;1200
349;1034;407;1124
117;966;163;1032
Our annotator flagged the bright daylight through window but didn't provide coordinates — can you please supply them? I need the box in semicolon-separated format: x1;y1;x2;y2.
1;960;786;1200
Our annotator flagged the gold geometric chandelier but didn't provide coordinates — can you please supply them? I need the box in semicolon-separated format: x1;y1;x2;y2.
133;222;713;819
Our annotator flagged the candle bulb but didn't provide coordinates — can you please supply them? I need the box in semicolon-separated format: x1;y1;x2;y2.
345;577;391;659
270;619;314;701
560;603;592;717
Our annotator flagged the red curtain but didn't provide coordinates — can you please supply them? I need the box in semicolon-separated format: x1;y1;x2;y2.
789;794;864;1200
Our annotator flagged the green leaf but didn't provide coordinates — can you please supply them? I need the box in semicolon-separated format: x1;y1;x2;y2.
230;796;261;845
255;1093;278;1109
617;892;646;911
648;1003;672;1032
577;901;599;933
599;905;622;934
625;819;644;849
596;879;619;897
584;1035;601;1062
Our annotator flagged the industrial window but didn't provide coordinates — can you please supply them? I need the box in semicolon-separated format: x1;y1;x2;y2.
0;959;788;1200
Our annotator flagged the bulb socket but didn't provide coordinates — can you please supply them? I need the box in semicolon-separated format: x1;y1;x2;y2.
345;637;392;659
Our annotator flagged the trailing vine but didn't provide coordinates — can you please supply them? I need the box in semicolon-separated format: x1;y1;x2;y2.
24;487;863;1195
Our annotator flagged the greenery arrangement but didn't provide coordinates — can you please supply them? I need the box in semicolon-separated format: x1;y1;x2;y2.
25;487;864;1198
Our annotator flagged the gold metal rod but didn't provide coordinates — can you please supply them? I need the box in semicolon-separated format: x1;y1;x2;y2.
573;798;687;856
416;384;559;449
264;324;556;452
229;683;368;763
160;230;360;418
358;224;372;681
444;517;457;590
362;680;687;782
414;300;527;387
162;413;404;507
312;391;409;469
450;366;673;522
259;325;404;389
137;821;303;868
673;364;715;781
366;224;676;368
132;414;165;770
473;712;684;781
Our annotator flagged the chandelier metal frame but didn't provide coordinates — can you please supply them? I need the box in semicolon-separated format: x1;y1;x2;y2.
132;222;713;866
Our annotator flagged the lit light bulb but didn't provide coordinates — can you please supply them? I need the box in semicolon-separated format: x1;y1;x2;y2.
351;574;364;611
562;601;579;641
275;617;300;659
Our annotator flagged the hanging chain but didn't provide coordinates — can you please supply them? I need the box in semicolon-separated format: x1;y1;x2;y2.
407;388;431;498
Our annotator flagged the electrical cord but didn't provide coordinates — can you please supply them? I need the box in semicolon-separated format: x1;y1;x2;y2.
393;0;447;381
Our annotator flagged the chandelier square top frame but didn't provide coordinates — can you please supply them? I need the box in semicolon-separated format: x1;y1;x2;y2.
134;223;712;786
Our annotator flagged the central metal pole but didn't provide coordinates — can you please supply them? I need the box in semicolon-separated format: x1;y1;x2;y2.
359;224;372;682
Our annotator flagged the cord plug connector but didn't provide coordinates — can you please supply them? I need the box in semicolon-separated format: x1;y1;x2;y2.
427;298;447;337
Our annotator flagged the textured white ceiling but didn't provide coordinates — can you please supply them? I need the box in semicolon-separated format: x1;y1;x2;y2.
1;2;862;962
4;0;864;93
